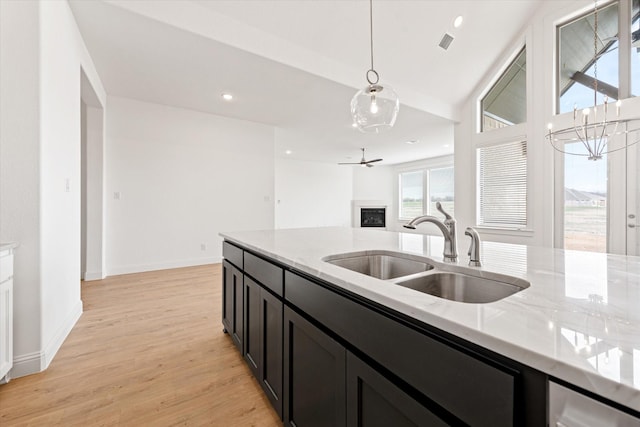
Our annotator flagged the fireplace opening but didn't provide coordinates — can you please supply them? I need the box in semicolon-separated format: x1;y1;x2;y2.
361;207;386;228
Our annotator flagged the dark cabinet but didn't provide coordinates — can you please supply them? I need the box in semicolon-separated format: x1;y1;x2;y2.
284;306;346;427
244;276;283;418
346;352;449;427
243;275;260;376
222;241;549;426
222;260;243;351
285;270;520;427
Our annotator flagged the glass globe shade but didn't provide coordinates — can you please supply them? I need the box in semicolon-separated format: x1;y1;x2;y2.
350;84;400;133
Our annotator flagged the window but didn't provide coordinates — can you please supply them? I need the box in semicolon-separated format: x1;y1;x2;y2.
399;170;424;219
481;47;527;131
477;140;527;228
399;165;454;220
558;2;619;113
564;143;608;252
429;167;455;219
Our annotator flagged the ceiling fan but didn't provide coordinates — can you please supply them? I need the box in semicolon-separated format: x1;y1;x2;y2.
338;148;383;168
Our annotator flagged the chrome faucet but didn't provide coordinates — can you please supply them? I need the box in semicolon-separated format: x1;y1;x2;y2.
465;227;482;267
403;202;457;262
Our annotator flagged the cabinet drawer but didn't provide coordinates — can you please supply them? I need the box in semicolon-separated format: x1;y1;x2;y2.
244;252;283;297
222;241;243;269
285;271;516;427
0;252;13;283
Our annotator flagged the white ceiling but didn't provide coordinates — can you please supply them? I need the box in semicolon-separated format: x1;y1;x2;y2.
69;0;544;165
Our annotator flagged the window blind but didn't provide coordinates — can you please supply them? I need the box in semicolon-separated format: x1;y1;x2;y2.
478;140;527;227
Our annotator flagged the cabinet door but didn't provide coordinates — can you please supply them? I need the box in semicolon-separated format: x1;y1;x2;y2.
260;288;283;418
244;276;261;377
222;260;233;334
346;352;450;427
286;271;516;427
222;260;243;351
284;306;346;427
0;277;12;380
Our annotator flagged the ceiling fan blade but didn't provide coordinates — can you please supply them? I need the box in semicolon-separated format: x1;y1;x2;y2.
365;158;383;164
366;163;374;168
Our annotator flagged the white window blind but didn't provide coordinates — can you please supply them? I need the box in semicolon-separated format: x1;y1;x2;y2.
478;140;527;228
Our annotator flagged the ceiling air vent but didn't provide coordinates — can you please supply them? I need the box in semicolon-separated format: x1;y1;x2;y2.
439;33;454;50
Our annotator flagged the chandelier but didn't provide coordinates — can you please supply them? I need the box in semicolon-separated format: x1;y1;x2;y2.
546;0;640;160
350;0;399;133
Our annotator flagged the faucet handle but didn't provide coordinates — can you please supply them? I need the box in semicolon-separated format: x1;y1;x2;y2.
435;202;453;221
465;227;482;267
465;229;473;256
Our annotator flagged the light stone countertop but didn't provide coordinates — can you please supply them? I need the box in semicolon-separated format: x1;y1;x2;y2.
0;242;18;252
221;227;640;412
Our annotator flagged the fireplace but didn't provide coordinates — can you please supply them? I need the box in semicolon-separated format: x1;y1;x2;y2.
352;200;387;229
360;208;386;228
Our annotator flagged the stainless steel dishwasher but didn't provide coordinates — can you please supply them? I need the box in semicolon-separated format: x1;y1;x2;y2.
549;381;640;427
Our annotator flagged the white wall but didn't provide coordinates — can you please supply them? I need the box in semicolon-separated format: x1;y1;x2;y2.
106;97;275;274
275;158;352;229
352;165;395;226
0;0;43;376
83;104;105;280
0;0;106;378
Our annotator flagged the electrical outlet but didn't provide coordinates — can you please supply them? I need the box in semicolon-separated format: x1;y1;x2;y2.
200;243;207;251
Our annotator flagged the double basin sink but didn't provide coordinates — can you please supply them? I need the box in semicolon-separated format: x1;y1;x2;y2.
322;251;529;304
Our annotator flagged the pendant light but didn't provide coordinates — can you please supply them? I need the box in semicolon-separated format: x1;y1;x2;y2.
546;0;640;160
351;0;399;133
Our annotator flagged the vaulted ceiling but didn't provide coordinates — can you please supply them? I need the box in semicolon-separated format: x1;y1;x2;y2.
69;0;546;165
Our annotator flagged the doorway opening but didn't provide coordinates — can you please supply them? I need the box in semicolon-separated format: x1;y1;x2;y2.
80;68;105;281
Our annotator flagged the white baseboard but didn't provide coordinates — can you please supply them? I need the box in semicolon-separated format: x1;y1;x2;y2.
83;271;105;281
42;300;83;370
10;351;42;379
10;300;83;379
107;256;221;276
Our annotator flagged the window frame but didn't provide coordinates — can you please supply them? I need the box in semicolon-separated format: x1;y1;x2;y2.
479;46;527;133
396;156;454;223
470;35;533;237
554;0;638;114
556;0;621;115
476;139;529;230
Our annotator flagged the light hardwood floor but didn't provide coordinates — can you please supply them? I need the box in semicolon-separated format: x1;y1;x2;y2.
0;264;281;426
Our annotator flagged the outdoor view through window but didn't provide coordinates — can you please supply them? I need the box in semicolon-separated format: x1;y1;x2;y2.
564;145;607;252
557;1;639;252
399;167;454;221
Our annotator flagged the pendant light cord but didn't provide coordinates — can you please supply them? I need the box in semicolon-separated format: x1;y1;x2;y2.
370;0;374;71
366;0;379;85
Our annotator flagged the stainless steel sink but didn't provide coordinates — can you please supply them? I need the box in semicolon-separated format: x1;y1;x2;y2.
323;251;435;280
394;272;528;303
323;250;529;303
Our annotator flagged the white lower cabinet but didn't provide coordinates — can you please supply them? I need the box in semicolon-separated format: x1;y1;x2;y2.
549;381;640;427
0;247;14;382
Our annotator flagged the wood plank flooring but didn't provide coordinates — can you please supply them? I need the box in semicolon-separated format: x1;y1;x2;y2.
0;264;281;426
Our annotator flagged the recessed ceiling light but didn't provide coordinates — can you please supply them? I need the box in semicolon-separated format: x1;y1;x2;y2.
351;123;358;128
453;16;463;28
405;140;418;145
285;150;292;155
222;93;233;101
443;144;450;148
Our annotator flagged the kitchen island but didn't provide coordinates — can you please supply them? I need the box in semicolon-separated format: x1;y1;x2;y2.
220;227;640;426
